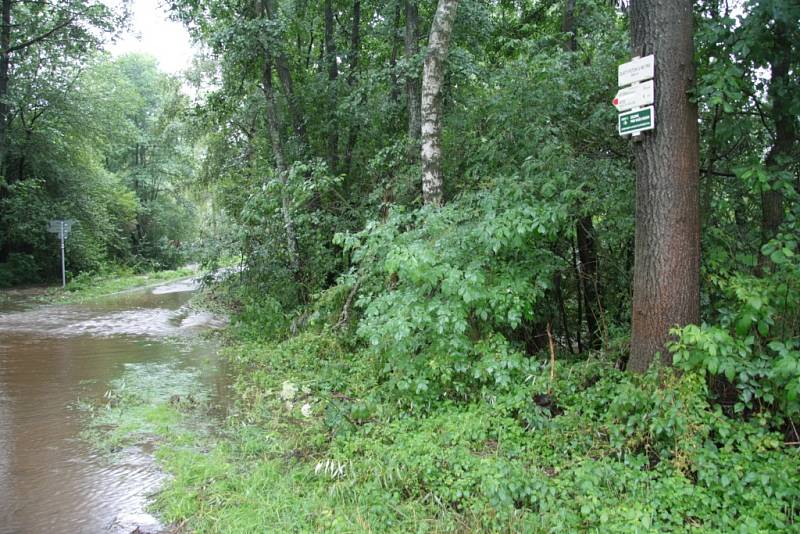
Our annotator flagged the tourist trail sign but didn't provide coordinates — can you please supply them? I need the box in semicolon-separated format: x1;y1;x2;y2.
47;220;75;287
618;106;655;136
617;55;655;138
613;80;654;112
618;55;654;87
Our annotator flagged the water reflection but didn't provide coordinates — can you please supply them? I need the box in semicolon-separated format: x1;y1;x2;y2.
0;278;228;533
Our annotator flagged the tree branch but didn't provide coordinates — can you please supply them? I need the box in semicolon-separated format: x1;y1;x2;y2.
4;16;73;54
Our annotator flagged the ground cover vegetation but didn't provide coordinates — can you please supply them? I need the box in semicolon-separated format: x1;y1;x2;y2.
0;0;203;286
56;0;800;530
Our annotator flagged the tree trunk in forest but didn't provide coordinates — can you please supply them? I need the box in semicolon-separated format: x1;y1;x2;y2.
572;237;584;354
420;0;459;207
261;58;300;275
0;0;11;179
554;270;574;355
263;0;305;143
324;0;339;174
389;3;401;104
344;0;361;175
627;0;700;373
758;19;796;272
405;0;421;148
577;217;602;349
561;0;576;51
562;0;602;351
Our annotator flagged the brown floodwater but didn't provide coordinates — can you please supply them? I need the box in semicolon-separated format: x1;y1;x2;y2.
0;279;229;533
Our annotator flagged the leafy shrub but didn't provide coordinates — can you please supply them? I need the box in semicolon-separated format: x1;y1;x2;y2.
337;176;567;406
671;259;800;422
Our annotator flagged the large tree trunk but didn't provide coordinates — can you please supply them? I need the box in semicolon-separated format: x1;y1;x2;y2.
404;0;421;146
758;18;796;272
0;0;11;178
324;0;339;174
420;0;459;207
261;55;300;275
627;0;700;373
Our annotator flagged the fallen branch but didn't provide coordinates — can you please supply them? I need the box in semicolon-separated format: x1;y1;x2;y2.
336;279;361;329
547;322;556;392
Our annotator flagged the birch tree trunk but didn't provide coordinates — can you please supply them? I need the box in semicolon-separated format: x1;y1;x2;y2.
420;0;459;207
627;0;700;372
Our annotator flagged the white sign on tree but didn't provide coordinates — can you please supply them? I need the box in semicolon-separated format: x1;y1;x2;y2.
616;54;655;137
618;55;654;87
613;80;654;112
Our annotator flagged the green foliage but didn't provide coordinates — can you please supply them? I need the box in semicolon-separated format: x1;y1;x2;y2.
1;50;200;285
336;177;567;406
140;332;800;533
0;253;39;287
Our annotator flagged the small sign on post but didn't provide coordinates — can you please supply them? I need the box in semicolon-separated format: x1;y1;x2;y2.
47;220;75;288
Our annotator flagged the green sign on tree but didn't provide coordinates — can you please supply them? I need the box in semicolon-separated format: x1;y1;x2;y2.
618;106;655;136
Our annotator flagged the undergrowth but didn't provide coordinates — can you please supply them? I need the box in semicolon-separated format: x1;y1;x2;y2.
144;328;799;533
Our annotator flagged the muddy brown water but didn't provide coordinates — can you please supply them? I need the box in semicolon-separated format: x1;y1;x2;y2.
0;279;229;533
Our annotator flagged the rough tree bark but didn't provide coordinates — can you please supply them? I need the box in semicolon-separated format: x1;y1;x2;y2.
627;0;700;373
404;0;421;146
420;0;459;207
324;0;339;173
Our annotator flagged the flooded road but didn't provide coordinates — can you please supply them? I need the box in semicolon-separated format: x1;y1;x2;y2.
0;279;228;533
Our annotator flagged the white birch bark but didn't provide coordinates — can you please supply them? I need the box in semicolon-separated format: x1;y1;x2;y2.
420;0;459;207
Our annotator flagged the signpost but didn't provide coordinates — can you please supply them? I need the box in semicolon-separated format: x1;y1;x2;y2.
618;55;654;87
618;106;655;135
613;80;654;112
616;55;655;138
47;220;74;288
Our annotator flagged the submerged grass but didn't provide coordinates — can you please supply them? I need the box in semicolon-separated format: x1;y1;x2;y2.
80;360;217;455
45;266;196;304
